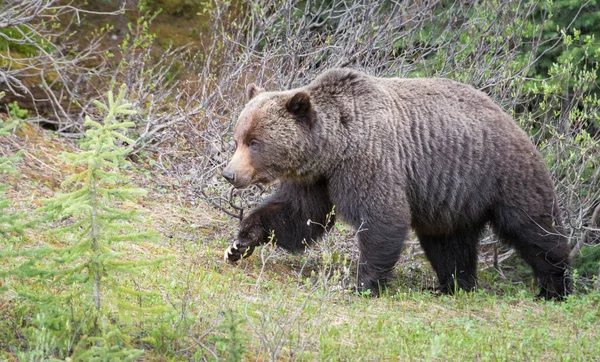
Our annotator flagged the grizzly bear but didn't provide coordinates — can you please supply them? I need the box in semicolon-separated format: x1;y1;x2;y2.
222;68;571;299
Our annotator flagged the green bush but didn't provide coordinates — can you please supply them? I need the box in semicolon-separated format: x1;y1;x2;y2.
574;245;600;279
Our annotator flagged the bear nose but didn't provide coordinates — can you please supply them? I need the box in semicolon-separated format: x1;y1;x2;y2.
222;169;235;184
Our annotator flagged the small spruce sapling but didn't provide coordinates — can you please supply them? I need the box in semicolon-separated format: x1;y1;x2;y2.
211;309;248;362
1;85;163;359
38;84;162;320
0;92;24;238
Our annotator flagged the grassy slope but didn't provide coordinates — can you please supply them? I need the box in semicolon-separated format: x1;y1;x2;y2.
1;125;599;361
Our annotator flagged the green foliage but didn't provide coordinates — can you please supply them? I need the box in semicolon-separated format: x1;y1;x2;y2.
531;1;600;85
0;99;24;238
0;26;54;57
210;309;248;362
399;1;534;82
29;85;160;310
118;2;160;57
574;245;600;278
15;313;61;361
525;28;600;128
69;316;144;361
0;85;165;358
7;101;30;120
515;1;600;137
522;32;600;256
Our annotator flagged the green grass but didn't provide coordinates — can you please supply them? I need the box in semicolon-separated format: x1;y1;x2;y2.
2;198;600;361
126;227;600;361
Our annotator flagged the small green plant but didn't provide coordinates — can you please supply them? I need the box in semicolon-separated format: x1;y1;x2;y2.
7;101;30;120
574;245;600;280
0;94;24;238
15;312;60;361
68;316;145;361
1;85;164;358
210;309;248;362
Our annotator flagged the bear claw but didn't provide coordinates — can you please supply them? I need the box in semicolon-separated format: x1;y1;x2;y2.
224;241;255;263
224;242;240;263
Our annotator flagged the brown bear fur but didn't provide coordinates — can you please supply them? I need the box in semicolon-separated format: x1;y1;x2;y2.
223;68;571;299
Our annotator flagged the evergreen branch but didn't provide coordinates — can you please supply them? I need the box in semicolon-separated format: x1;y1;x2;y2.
109;231;160;243
116;302;169;314
92;100;109;112
83;117;103;130
111;131;136;146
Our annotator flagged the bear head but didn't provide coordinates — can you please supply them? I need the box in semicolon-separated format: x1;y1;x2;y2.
222;83;319;188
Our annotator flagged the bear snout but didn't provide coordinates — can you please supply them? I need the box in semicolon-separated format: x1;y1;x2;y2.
222;169;235;183
222;166;254;188
223;146;256;188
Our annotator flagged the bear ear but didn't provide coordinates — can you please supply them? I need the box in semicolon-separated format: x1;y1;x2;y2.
246;83;265;101
286;91;312;117
286;92;315;128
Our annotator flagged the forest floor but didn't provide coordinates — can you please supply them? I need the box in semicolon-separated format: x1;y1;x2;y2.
1;124;599;361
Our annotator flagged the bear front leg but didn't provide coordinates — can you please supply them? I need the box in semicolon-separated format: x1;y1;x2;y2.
224;202;281;263
225;179;334;263
355;222;408;296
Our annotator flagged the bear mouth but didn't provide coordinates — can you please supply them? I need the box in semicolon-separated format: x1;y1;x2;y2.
225;170;277;189
230;176;269;189
230;179;253;189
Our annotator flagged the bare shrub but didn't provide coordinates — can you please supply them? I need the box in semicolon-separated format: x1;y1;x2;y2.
0;0;123;133
180;0;537;220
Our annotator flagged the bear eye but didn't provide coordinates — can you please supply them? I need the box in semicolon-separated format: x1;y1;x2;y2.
248;139;260;150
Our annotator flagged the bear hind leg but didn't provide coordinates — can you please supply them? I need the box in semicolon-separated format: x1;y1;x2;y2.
416;229;481;295
493;206;571;299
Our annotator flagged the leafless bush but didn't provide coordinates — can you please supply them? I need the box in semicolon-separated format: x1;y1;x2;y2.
109;28;197;156
540;104;600;260
180;1;531;217
0;0;122;133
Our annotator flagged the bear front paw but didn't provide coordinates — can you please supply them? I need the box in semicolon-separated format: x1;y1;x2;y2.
224;240;256;264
